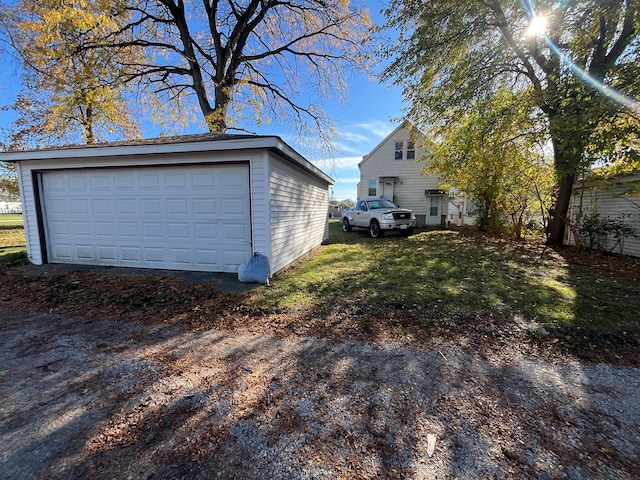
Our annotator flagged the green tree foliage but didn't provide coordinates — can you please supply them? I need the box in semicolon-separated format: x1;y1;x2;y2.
424;90;554;238
381;0;640;244
74;0;373;148
0;153;19;199
0;0;142;148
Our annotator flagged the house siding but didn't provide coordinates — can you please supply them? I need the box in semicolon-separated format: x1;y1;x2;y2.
357;126;447;225
567;174;640;257
269;156;330;274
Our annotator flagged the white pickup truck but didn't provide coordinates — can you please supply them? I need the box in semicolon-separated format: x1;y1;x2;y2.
341;199;416;238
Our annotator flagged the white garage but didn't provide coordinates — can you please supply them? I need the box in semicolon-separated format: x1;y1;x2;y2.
3;134;333;276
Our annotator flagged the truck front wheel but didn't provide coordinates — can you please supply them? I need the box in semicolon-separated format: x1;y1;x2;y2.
342;218;352;232
369;220;383;238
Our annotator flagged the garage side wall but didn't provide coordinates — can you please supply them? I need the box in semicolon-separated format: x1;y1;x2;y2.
269;155;330;274
17;163;44;265
249;153;271;260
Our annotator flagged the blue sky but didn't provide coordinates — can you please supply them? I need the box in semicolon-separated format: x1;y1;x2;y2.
0;0;404;202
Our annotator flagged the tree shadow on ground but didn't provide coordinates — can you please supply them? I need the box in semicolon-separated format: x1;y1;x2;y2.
1;306;638;479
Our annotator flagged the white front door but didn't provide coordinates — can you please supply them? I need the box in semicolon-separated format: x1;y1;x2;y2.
382;181;394;202
41;164;252;272
428;196;441;225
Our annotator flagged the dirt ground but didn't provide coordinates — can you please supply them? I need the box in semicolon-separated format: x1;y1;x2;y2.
1;241;640;479
1;299;639;479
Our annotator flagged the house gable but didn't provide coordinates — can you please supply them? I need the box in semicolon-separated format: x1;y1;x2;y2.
357;125;446;225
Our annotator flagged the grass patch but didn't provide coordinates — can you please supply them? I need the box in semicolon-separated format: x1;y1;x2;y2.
0;214;24;227
252;221;640;351
0;214;27;267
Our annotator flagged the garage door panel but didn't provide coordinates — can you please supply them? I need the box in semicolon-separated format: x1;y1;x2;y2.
97;246;117;261
116;199;137;214
167;199;188;215
90;175;110;190
69;199;89;214
44;175;66;192
115;175;135;189
76;245;95;259
92;199;113;214
68;176;88;191
42;164;251;272
50;221;70;235
72;222;92;236
52;244;73;259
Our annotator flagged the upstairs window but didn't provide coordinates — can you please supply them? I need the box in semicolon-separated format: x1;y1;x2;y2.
368;179;377;196
394;142;403;160
407;141;415;160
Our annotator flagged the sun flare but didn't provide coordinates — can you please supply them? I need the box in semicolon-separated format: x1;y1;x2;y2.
527;15;547;37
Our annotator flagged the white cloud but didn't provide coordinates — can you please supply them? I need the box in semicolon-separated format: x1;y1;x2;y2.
334;156;363;168
333;176;361;184
354;121;396;139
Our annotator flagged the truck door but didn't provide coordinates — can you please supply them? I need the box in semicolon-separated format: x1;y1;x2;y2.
354;201;370;226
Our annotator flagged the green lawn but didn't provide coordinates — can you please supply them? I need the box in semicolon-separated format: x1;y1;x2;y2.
252;220;640;349
0;214;28;267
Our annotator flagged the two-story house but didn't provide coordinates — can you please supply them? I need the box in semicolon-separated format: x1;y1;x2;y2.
356;125;448;227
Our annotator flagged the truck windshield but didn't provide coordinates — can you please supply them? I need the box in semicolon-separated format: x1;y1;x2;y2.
367;199;397;209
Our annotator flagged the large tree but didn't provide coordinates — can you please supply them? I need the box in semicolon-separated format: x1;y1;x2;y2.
0;0;142;147
381;0;640;244
425;89;554;237
77;0;372;145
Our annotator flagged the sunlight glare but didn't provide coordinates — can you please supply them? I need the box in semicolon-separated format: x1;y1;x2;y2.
526;15;547;37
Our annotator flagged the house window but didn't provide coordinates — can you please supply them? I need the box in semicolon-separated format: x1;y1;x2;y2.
394;142;403;160
368;179;377;196
406;141;415;160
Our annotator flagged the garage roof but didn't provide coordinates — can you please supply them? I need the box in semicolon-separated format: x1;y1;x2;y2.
0;133;334;185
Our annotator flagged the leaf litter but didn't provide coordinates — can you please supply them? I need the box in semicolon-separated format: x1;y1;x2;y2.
1;246;639;479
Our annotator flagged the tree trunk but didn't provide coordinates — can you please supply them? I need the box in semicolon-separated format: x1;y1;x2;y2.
546;115;585;246
202;84;229;133
84;103;95;144
548;172;575;245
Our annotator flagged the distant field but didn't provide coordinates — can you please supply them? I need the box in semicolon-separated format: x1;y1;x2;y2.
0;214;27;266
0;214;24;227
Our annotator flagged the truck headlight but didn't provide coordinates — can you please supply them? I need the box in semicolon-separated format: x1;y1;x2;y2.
381;213;394;220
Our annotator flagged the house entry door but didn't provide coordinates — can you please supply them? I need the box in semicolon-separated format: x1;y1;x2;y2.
382;181;394;202
428;196;440;224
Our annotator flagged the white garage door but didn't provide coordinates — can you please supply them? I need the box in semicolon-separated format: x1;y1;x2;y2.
41;164;251;272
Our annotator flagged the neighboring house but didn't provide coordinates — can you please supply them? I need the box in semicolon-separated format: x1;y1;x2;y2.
328;201;342;218
567;172;640;257
356;125;448;226
0;188;22;213
0;202;22;214
1;134;333;276
447;190;478;227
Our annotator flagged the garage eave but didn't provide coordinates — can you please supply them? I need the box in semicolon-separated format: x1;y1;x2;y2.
0;134;334;186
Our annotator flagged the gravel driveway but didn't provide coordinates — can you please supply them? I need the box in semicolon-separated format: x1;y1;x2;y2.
1;306;639;479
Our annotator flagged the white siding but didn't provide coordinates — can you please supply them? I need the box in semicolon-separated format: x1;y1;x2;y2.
567;175;640;257
17;163;43;265
250;153;271;260
269;155;330;274
358;126;446;225
12;138;334;274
